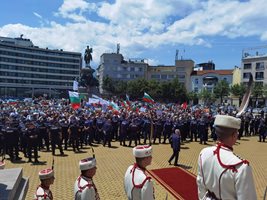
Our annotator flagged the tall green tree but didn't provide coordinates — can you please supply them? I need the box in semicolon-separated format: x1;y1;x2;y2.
114;80;127;96
160;81;173;102
199;88;212;105
252;83;263;107
187;91;198;105
127;78;148;99
147;79;161;99
263;84;267;98
231;83;246;97
102;76;115;94
213;80;230;104
170;78;187;103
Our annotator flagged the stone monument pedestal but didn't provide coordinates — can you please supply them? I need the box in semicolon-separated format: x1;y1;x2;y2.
0;168;29;200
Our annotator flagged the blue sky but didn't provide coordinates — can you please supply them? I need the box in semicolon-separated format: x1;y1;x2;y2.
1;0;267;69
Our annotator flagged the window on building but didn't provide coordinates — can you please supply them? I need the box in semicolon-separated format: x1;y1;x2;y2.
139;67;142;72
195;79;198;84
243;73;251;79
207;88;213;93
161;74;167;79
151;74;160;79
243;63;252;69
176;67;185;71
130;67;135;72
255;72;264;80
256;62;264;70
194;87;198;93
178;74;185;79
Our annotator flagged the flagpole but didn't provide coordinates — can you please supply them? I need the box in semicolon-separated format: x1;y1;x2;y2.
149;111;154;146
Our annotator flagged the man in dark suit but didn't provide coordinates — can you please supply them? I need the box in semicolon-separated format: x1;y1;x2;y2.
168;129;181;166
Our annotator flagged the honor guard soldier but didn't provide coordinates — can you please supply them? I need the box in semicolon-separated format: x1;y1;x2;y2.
34;168;55;200
124;145;154;200
197;115;257;200
74;157;100;200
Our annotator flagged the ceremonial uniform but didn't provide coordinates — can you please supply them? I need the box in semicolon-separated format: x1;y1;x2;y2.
74;157;100;200
34;185;53;200
124;164;154;200
124;145;154;200
197;115;257;200
34;168;54;200
74;175;100;200
197;143;256;199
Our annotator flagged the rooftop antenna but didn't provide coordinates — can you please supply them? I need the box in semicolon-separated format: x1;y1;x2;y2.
175;50;179;60
20;34;23;38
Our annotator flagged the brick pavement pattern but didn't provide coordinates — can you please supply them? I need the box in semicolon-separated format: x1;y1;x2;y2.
4;136;267;200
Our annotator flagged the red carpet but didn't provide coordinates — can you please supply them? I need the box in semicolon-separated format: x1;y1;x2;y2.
148;167;198;200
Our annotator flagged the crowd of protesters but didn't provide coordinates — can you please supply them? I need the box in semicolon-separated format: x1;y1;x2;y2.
0;96;266;164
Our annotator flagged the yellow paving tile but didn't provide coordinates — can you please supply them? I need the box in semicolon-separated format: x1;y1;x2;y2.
3;136;267;199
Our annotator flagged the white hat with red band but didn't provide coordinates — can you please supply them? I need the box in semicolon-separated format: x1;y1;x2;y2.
133;145;152;158
39;168;54;180
79;157;96;171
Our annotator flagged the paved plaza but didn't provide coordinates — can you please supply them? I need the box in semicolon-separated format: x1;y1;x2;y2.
4;136;267;200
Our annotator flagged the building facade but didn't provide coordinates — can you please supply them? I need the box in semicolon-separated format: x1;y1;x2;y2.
232;66;241;85
191;70;233;93
241;48;267;106
97;53;148;94
0;36;82;98
97;52;194;94
241;51;267;86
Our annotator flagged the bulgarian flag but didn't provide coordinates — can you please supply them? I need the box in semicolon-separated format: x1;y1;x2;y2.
121;101;128;107
109;101;120;111
68;91;80;109
143;92;154;104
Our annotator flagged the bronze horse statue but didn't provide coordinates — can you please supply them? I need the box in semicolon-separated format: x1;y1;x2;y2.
84;45;93;65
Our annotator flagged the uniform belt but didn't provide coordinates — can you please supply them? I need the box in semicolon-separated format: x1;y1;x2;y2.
207;190;220;200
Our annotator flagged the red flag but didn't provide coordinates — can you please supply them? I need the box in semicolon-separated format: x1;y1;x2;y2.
182;102;187;109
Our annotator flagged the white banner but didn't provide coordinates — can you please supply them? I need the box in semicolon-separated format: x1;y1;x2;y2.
88;98;100;104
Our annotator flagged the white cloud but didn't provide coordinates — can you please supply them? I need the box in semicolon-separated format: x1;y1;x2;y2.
1;0;267;67
55;0;97;22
